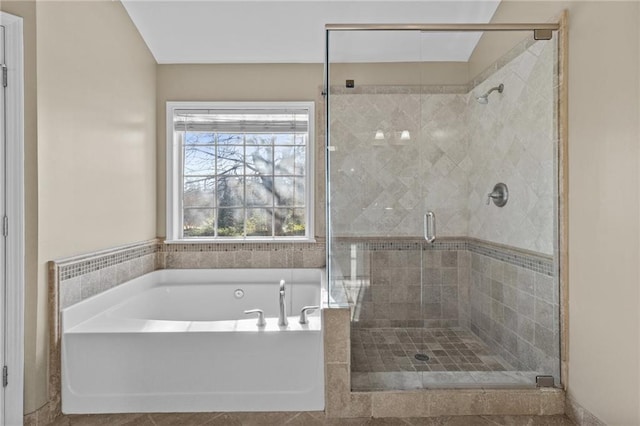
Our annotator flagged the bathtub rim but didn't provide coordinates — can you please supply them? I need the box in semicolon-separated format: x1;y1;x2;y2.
62;268;326;333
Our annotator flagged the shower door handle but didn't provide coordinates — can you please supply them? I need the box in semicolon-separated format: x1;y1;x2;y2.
424;211;436;243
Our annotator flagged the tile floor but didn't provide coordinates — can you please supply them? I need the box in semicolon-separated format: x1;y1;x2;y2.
50;412;575;426
351;327;513;373
351;327;541;391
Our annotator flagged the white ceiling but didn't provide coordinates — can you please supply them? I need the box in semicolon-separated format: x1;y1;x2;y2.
121;1;501;64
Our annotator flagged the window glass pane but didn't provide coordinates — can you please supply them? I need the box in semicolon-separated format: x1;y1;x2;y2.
183;208;216;237
245;146;273;176
246;208;272;237
217;176;244;207
274;177;305;206
184;132;216;145
273;134;295;145
246;177;272;207
274;146;296;175
217;208;244;237
184;145;215;175
294;134;307;146
246;134;275;145
216;145;244;176
294;146;306;175
184;177;215;208
274;208;305;236
217;133;243;145
293;177;306;206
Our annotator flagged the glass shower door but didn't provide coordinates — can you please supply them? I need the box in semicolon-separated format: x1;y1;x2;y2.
327;30;434;390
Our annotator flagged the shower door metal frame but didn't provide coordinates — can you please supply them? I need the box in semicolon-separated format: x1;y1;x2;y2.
323;18;569;387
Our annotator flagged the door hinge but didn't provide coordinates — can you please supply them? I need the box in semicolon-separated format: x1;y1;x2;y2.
1;64;6;88
2;366;7;387
536;375;555;388
3;215;8;237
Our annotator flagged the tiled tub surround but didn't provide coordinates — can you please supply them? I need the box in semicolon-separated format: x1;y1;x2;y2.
329;237;559;389
47;239;326;423
56;240;326;310
329;37;557;255
44;237;566;423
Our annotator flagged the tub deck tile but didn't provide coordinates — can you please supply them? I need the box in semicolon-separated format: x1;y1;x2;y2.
53;413;574;426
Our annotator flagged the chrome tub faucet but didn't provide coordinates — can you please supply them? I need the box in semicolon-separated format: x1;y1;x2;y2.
299;306;319;324
278;279;288;326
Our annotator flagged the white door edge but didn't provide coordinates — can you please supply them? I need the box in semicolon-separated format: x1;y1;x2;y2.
0;11;25;426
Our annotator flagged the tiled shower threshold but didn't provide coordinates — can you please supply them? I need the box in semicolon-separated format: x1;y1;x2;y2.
352;370;540;391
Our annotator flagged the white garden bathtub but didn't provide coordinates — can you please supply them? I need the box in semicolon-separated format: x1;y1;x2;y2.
61;268;325;414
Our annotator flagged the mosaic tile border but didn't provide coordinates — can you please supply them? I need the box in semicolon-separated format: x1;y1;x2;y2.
331;237;554;276
467;239;554;277
56;240;327;281
56;238;551;281
160;241;325;252
57;240;159;281
332;237;467;252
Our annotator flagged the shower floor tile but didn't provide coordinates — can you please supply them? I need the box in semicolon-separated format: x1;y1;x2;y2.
350;326;531;390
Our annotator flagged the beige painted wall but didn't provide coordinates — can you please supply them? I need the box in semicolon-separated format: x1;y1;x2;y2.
485;2;640;424
0;0;39;414
33;1;157;414
329;62;469;86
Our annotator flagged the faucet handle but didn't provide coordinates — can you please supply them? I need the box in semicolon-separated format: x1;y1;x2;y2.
299;305;319;324
244;309;266;327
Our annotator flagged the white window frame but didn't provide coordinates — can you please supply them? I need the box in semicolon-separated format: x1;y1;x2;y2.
166;101;315;243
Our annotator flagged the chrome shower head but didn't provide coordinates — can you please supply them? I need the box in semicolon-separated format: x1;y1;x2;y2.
475;83;504;104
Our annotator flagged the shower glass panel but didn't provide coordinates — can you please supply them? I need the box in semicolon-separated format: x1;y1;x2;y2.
326;27;561;391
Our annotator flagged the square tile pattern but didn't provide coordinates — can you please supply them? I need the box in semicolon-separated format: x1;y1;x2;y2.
351;327;512;374
349;327;547;392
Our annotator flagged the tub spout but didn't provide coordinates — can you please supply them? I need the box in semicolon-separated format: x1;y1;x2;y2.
278;279;288;326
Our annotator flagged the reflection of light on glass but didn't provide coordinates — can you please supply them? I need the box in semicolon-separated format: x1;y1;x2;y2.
384;207;393;210
400;130;411;141
374;130;385;140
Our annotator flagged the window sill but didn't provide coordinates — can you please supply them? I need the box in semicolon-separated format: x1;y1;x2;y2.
164;237;318;245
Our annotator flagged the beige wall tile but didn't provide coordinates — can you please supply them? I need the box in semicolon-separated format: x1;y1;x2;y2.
371;392;428;418
323;308;350;363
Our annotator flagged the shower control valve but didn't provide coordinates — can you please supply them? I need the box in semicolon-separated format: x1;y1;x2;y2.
487;183;509;207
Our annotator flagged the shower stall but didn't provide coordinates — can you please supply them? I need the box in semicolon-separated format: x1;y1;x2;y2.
325;24;562;391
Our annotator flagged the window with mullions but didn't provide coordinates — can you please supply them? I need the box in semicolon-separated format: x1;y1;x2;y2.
166;102;315;241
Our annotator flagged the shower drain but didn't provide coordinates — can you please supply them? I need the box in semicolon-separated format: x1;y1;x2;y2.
414;353;430;362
